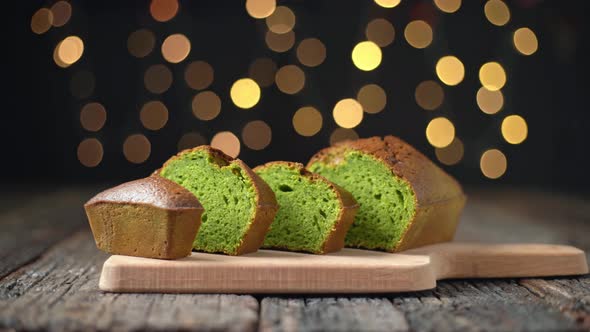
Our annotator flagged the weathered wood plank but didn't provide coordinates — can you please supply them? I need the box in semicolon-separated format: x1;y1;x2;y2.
0;232;259;332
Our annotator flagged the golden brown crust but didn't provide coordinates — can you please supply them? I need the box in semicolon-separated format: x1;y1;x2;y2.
158;145;278;255
253;161;359;254
84;176;204;259
307;135;466;252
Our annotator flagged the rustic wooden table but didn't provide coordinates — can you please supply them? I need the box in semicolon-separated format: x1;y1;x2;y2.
0;187;588;332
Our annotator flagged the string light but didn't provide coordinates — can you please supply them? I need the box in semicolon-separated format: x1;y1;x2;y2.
330;128;359;145
333;99;363;129
434;0;461;13
162;34;191;63
230;78;261;109
484;0;510;26
415;80;444;110
211;131;240;158
435;56;464;86
242;120;272;150
426;117;455;148
150;0;179;22
31;8;53;34
265;30;295;53
248;58;277;88
140;101;169;130
178;132;206;151
357;84;386;114
54;36;84;67
296;38;327;67
293;106;323;137
435;138;464;165
192;91;221;121
476;87;503;114
266;6;295;34
501;115;528;144
78;138;103;168
479;62;506;91
374;0;401;9
365;18;395;47
50;1;71;27
480;149;507;179
245;0;276;19
404;20;433;49
513;28;538;55
275;65;305;95
184;61;214;90
127;29;156;58
80;103;106;132
123;134;151;164
144;64;173;94
352;41;382;71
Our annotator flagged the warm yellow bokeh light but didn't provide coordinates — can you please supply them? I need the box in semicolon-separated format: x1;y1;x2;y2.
513;27;538;56
140;101;169;130
230;78;261;109
476;87;504;114
184;61;214;90
333;99;364;129
480;149;507;179
296;38;327;67
404;20;433;49
266;6;295;34
123;134;151;164
242;120;272;150
352;41;382;71
501;115;528;144
426;117;455;148
127;29;156;58
144;64;173;94
366;18;395;47
162;34;191;63
435;138;464;166
55;36;84;67
434;0;461;13
80;103;106;132
70;70;95;99
265;30;295;53
479;62;506;91
178;132;206;151
31;8;53;34
275;65;305;95
436;56;464;86
293;106;323;137
330;128;359;146
248;58;277;88
415;80;444;110
246;0;276;19
357;84;386;114
374;0;401;8
192;91;221;121
211;131;241;158
150;0;179;22
50;1;71;27
484;0;510;26
77;138;103;168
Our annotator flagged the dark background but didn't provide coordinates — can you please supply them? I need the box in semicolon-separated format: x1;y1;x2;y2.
2;0;588;195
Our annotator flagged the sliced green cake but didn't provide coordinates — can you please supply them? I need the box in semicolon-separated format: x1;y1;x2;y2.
254;162;358;254
307;136;466;252
158;146;278;255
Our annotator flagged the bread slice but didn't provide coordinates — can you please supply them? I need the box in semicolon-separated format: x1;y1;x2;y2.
254;162;358;254
84;176;203;259
158;146;278;255
307;136;466;252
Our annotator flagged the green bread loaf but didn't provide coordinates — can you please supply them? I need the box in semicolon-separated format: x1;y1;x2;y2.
307;136;466;252
254;162;358;254
158;146;278;255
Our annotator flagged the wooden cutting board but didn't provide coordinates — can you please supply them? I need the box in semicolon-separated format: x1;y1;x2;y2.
99;243;588;294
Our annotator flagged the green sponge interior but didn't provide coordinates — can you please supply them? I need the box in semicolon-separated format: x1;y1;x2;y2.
309;151;415;251
256;164;340;253
160;150;256;254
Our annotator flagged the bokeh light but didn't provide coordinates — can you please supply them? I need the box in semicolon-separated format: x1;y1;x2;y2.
54;36;84;68
80;103;106;132
31;8;53;34
352;41;382;71
484;0;510;26
150;0;179;22
293;106;323;137
404;20;433;49
415;80;444;111
211;131;241;158
476;87;504;114
366;18;395;47
265;30;295;53
434;0;461;13
178;132;206;151
140;101;169;130
78;138;103;168
246;0;276;19
479;62;506;91
184;61;214;90
374;0;401;8
275;65;305;95
330;128;359;146
144;64;173;94
192;91;221;121
333;99;364;129
248;58;277;88
50;1;71;27
266;6;295;34
230;78;261;109
426;117;455;148
127;29;156;58
162;34;191;63
296;38;327;67
70;70;95;99
357;84;386;114
480;149;507;179
513;27;538;56
435;138;464;165
435;56;465;86
123;134;151;164
242;120;272;150
501;115;528;144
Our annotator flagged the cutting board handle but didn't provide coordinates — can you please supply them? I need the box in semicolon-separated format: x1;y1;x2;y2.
405;243;588;279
